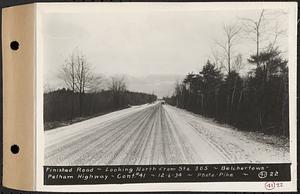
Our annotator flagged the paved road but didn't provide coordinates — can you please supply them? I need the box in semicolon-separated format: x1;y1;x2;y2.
45;102;289;165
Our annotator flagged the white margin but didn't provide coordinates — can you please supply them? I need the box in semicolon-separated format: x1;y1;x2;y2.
35;2;298;192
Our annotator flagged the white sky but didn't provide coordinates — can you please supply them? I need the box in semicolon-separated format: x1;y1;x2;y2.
41;4;288;97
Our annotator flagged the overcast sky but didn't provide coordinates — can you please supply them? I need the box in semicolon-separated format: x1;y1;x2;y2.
41;4;288;97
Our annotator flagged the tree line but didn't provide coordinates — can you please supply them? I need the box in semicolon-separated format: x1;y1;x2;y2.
44;89;156;128
44;50;157;130
164;10;289;136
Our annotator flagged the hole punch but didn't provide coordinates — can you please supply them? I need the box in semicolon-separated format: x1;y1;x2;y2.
10;41;19;50
11;144;20;154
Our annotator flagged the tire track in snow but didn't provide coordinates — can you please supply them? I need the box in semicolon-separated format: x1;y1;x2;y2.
75;105;156;165
107;105;157;165
45;105;155;165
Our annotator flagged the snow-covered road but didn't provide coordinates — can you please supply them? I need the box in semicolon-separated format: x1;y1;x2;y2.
45;102;289;165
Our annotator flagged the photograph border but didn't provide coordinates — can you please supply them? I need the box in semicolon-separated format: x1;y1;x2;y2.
35;2;298;192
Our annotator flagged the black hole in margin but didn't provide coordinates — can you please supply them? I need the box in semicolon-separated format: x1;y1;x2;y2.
11;144;20;154
10;41;19;50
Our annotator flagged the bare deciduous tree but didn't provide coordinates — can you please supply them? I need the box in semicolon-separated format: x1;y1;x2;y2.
59;52;77;93
109;76;126;92
240;9;265;59
109;76;127;108
215;23;241;74
58;52;77;119
240;9;287;65
59;50;101;116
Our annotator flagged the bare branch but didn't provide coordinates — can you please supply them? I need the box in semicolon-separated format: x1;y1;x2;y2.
239;9;287;57
214;23;241;73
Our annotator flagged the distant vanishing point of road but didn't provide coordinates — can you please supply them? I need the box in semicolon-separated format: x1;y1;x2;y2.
45;102;289;165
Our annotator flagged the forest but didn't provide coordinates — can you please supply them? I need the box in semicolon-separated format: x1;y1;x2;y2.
44;89;156;130
164;10;289;137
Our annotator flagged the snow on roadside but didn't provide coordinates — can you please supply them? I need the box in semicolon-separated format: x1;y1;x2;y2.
45;103;156;143
164;106;232;163
165;105;290;163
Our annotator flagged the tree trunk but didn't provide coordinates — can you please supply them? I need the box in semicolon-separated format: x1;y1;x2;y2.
79;92;84;116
